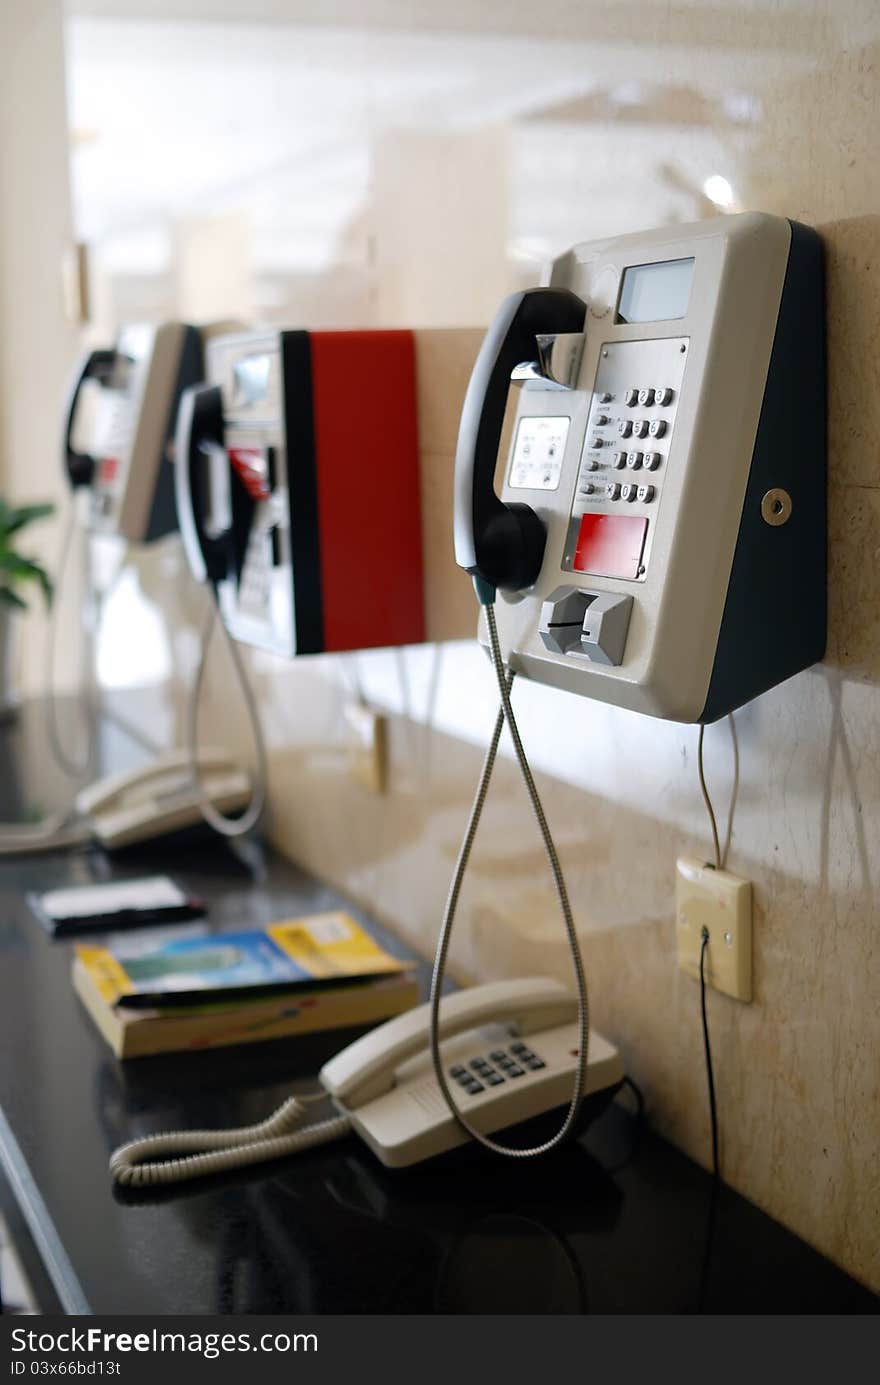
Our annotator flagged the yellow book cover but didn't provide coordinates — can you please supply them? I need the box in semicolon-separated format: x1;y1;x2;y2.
75;911;410;1011
72;958;419;1059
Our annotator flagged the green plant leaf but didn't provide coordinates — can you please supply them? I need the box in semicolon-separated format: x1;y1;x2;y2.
0;585;27;610
2;502;55;537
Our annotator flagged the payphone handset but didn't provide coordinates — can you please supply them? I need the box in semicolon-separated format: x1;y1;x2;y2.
63;321;202;543
455;212;826;723
175;328;425;659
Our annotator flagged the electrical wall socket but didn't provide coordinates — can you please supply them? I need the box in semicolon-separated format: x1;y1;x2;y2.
344;700;387;794
676;857;752;1002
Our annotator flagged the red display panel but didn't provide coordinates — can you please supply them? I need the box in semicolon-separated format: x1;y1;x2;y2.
573;513;648;580
228;447;271;502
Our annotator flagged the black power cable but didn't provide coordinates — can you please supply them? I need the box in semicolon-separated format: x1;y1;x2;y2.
699;926;719;1179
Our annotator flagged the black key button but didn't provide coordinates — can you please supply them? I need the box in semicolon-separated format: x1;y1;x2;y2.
506;1065;525;1078
525;1058;546;1070
464;1080;484;1094
486;1073;505;1086
489;1050;508;1062
449;1065;467;1078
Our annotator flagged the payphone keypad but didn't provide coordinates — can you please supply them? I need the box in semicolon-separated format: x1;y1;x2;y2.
561;336;688;583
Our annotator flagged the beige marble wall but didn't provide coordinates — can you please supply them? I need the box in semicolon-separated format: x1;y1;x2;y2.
31;0;880;1295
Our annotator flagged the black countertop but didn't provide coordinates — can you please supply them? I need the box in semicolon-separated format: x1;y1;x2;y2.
0;701;876;1315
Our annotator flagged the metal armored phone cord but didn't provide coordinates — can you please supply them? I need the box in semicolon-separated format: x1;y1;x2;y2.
185;593;268;838
428;593;590;1158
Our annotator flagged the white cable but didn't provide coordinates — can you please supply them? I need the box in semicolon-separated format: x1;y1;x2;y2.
697;714;736;871
186;594;268;838
429;601;590;1158
0;813;91;856
44;506;97;778
109;1096;351;1188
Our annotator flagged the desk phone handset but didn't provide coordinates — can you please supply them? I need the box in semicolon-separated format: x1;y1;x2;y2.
110;979;623;1185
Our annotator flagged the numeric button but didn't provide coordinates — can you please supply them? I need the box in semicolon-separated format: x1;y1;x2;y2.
605;482;621;501
643;452;662;471
612;450;627;469
617;419;633;438
633;419;650;439
655;387;674;405
624;387;639;406
638;387;655;406
648;419;667;438
626;451;643;470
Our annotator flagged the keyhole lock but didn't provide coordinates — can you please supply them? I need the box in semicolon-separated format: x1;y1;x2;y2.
761;488;793;526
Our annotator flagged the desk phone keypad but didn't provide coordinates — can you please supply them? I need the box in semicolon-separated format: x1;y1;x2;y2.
448;1042;546;1095
561;336;688;582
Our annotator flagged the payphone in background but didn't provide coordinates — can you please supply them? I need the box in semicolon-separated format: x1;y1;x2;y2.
175;328;425;659
64;321;203;543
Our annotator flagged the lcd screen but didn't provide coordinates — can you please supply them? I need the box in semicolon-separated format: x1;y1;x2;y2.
233;354;272;406
616;257;694;324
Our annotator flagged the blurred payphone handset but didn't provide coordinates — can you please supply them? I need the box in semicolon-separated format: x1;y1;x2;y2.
47;321;206;781
63;322;203;542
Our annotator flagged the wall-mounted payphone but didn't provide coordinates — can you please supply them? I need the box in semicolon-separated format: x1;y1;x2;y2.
64;321;203;542
454;212;826;722
175;329;425;658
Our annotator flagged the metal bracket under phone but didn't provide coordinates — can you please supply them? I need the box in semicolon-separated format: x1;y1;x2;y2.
511;332;586;391
539;585;633;666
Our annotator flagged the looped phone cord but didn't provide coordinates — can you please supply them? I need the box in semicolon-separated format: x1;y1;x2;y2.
44;506;98;779
186;594;268;838
110;1096;351;1188
429;600;590;1158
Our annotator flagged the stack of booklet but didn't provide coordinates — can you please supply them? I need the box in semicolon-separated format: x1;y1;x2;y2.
72;910;418;1059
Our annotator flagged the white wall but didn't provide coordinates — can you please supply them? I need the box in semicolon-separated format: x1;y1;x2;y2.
0;0;80;694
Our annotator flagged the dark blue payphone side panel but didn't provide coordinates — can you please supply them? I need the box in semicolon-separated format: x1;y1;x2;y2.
145;325;204;544
699;220;826;723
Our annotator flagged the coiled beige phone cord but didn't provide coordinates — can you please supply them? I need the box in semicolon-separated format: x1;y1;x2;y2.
428;600;590;1158
110;1094;351;1189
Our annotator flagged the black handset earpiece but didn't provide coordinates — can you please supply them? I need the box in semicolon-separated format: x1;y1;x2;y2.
174;383;229;587
62;348;119;488
453;287;587;597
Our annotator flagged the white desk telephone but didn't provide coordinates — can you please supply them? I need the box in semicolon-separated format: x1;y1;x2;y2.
76;749;252;850
110;978;623;1185
319;978;622;1168
0;748;251;857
